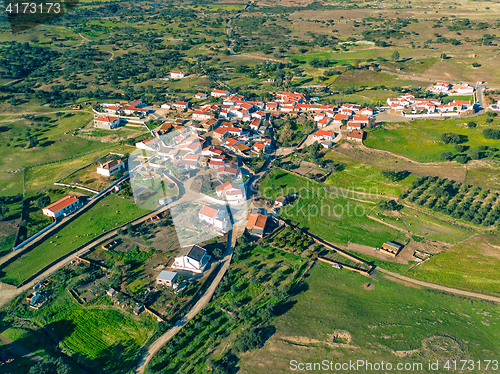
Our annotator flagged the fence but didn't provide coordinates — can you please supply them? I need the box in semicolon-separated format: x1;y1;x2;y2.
12;220;58;251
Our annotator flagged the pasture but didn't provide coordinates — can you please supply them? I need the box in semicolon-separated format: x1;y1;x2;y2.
365;114;500;162
54;307;153;372
409;233;500;296
0;194;147;285
259;169;406;247
239;262;500;374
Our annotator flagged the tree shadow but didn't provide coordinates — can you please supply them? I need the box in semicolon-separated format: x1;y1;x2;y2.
40;140;56;147
287;280;309;297
0;126;9;133
394;170;411;182
273;300;297;317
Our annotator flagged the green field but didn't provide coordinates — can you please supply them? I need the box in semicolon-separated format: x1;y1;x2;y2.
260;169;406;247
54;307;152;372
365;115;500;162
368;205;476;244
324;155;416;198
409;233;500;296
239;262;500;374
0;194;147;285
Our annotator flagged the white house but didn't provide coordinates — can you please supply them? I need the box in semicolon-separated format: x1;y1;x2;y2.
94;115;121;130
172;245;211;273
215;182;244;201
96;159;125;177
312;130;335;141
156;270;177;287
195;92;207;99
198;205;229;230
42;196;82;219
171;71;188;79
211;89;230;98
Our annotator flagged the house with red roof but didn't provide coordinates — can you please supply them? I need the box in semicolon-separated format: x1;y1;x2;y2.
94;115;121;130
42;196;82;219
347;130;365;142
246;213;268;237
312;130;335;141
171;71;188;79
211;89;230;97
96;159;125;177
198;205;229;230
215;182;244;201
194;92;207;99
333;113;350;125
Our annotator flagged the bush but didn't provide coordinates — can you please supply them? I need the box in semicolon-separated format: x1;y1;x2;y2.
440;132;461;144
454;144;467;153
439;151;454;161
467;121;477;128
483;128;500;139
455;154;470;164
485;118;494;124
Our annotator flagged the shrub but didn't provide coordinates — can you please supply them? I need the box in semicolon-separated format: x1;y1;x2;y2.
483;128;500;139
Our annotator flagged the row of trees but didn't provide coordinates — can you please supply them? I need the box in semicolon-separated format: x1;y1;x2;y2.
402;176;500;227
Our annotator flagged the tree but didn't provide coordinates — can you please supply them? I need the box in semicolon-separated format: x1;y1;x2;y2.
381;170;396;182
27;135;38;148
35;195;50;209
467;121;477;128
28;357;72;374
440;132;462;144
0;204;9;219
391;51;400;61
483;128;500;139
455;154;470;164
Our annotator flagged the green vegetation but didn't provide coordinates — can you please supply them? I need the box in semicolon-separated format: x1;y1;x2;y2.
409;233;500;296
0;194;147;285
260;169;405;247
365;115;500;162
402;175;500;227
238;262;500;374
149;239;308;373
54;307;151;372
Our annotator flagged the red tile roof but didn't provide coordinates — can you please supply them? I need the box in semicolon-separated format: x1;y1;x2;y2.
43;196;79;214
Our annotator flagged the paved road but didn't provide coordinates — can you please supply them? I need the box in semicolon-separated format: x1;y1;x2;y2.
134;230;235;374
377;268;500;303
0;175;129;268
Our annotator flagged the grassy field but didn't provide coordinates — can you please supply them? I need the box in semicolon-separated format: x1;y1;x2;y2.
365;115;500;162
238;262;500;374
23;145;131;196
368;205;476;244
324;153;416;198
0;194;147;285
259;169;406;247
54;307;152;372
409;233;500;296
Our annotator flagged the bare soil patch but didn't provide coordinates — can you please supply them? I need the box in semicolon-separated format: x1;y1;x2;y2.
363;282;375;291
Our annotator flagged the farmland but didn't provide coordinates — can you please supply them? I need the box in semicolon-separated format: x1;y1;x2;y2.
409;233;500;296
54;307;153;372
259;169;406;247
365;115;500;162
0;194;147;285
238;262;500;374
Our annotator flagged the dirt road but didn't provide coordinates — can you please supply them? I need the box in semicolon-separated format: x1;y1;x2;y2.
377;268;500;303
134;230;234;374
